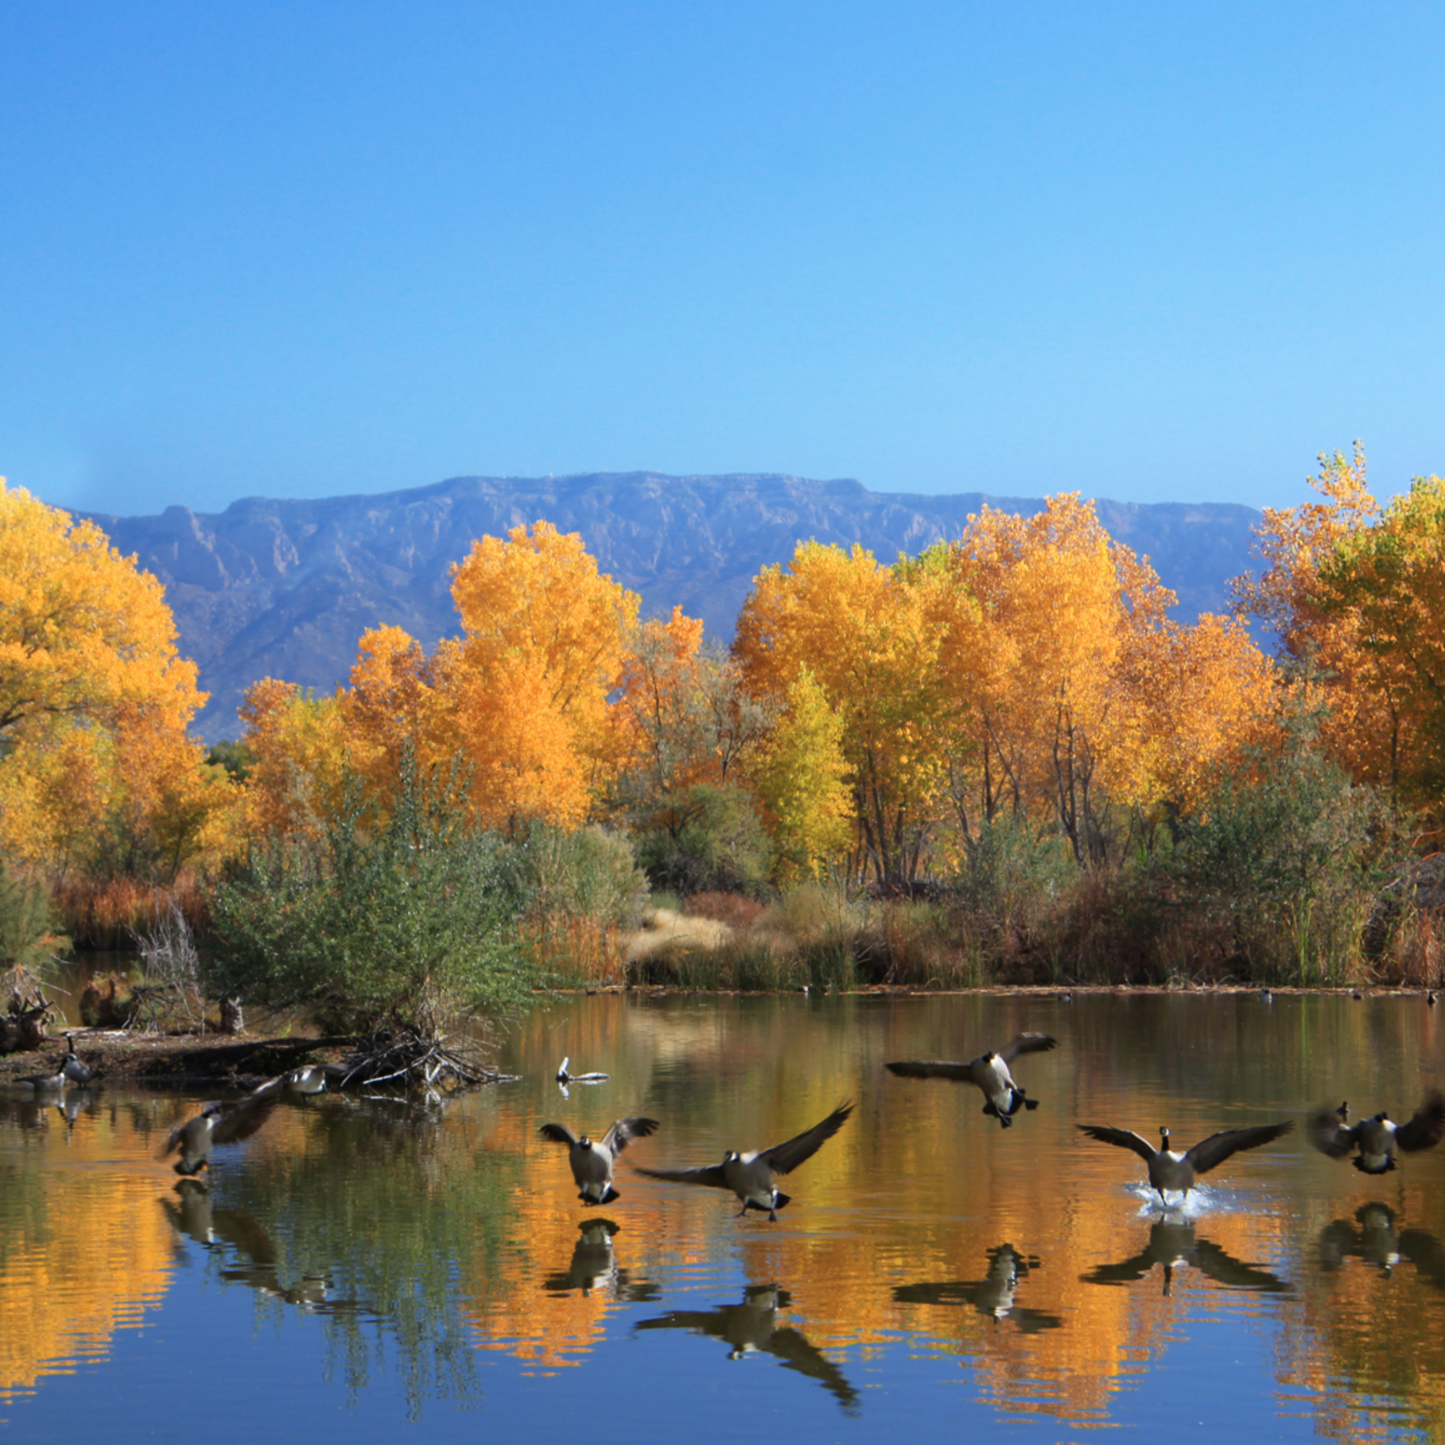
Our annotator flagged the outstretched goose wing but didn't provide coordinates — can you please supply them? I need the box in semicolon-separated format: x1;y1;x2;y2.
210;1094;279;1146
886;1060;981;1084
759;1102;854;1175
998;1033;1057;1063
1184;1121;1293;1175
601;1116;660;1155
634;1163;731;1191
1077;1124;1158;1161
1308;1107;1357;1159
539;1122;580;1147
1395;1092;1445;1153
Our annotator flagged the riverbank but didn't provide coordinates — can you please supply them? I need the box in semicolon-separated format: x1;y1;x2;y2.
0;1030;353;1088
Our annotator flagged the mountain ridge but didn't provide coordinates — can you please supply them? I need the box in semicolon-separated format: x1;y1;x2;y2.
82;472;1265;741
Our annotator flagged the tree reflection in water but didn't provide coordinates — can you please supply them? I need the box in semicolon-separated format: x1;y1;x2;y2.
894;1244;1063;1332
1081;1219;1292;1297
635;1285;860;1415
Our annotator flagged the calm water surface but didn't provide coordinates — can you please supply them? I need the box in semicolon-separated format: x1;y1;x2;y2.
2;992;1443;1444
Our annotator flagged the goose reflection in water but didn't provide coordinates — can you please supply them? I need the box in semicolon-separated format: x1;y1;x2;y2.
1318;1203;1445;1290
893;1244;1062;1333
542;1219;660;1302
1082;1220;1291;1298
161;1180;357;1314
635;1285;860;1415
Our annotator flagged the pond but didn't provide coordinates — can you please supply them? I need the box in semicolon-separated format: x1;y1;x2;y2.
2;991;1443;1444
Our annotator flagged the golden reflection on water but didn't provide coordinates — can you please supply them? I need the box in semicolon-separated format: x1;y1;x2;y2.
1;991;1443;1441
0;1095;173;1400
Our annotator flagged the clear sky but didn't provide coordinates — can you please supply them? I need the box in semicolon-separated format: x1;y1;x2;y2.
4;3;1444;518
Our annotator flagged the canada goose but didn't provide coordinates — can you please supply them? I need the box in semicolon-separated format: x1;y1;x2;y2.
61;1033;102;1086
281;1065;329;1096
538;1116;659;1204
1308;1092;1445;1174
1429;990;1437;1007
159;1087;281;1176
636;1102;853;1220
13;1063;68;1096
1260;988;1274;1004
885;1033;1057;1127
556;1057;610;1085
1077;1120;1293;1204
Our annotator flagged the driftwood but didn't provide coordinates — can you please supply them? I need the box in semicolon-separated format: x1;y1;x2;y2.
2;966;56;1055
334;1027;517;1090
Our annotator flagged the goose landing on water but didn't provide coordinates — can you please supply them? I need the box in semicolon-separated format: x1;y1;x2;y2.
636;1102;853;1221
1309;1093;1445;1175
1078;1120;1293;1205
159;1085;282;1176
885;1033;1057;1127
539;1117;659;1204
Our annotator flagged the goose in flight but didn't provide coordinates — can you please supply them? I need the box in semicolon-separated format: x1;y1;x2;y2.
539;1116;659;1204
636;1102;853;1220
886;1033;1057;1126
1309;1093;1445;1174
1078;1120;1293;1205
159;1087;281;1176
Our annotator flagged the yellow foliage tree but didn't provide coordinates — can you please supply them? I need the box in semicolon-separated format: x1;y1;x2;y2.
939;494;1200;861
340;624;461;805
735;540;955;884
751;669;852;882
447;522;640;830
1314;472;1445;812
0;481;200;737
1231;445;1396;792
0;482;229;882
237;679;347;838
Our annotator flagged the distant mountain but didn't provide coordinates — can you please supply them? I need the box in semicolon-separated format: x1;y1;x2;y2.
85;472;1265;742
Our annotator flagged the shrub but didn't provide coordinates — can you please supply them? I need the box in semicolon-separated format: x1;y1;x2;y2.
1161;716;1397;985
634;783;773;898
207;755;532;1033
0;864;61;969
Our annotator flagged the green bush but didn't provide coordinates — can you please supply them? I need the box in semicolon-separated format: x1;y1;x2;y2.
634;782;774;898
0;864;60;969
207;756;532;1033
1161;716;1396;985
510;822;647;928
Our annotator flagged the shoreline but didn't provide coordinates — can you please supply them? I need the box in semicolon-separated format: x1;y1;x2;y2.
2;982;1433;1086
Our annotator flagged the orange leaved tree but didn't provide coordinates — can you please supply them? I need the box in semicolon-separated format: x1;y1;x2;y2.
447;521;640;831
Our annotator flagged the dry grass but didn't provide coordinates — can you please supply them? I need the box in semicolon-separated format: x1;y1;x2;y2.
54;876;210;950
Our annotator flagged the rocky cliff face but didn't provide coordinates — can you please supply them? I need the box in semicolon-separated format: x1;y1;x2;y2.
84;472;1264;741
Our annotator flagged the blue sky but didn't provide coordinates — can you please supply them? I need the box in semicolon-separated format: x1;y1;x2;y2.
4;2;1444;518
